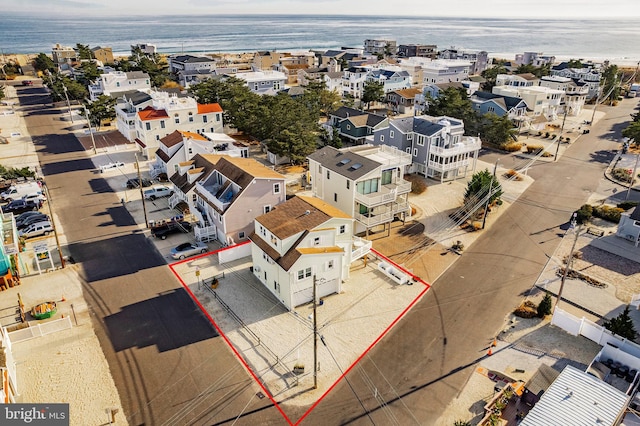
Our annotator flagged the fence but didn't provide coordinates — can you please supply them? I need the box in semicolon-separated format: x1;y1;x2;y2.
7;316;73;344
552;307;640;358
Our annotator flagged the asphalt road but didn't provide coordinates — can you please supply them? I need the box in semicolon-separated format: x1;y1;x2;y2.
296;100;638;425
16;85;281;426
15;80;640;426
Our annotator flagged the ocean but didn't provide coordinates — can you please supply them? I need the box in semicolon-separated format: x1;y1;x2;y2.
3;13;640;65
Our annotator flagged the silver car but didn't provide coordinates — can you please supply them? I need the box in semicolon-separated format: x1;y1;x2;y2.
169;242;208;260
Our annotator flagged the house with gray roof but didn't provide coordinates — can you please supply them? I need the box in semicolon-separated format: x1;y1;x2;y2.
328;107;388;144
372;115;481;182
616;206;640;247
366;69;412;93
470;91;529;120
88;71;151;101
307;145;412;235
551;62;602;100
168;54;217;74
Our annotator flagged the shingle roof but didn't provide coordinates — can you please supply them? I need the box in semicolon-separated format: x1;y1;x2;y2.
172;54;215;63
330;107;387;128
472;91;525;111
125;71;149;79
159;130;183;148
169;154;220;194
389;87;422;99
307;146;380;180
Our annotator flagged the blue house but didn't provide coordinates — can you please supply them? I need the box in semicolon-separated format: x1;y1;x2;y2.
328;107;388;144
470;91;528;119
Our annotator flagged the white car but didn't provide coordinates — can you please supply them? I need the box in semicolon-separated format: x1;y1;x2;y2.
22;192;47;205
99;162;125;173
19;220;53;239
144;185;173;200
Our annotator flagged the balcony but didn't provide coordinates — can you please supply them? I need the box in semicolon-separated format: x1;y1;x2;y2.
354;201;410;227
195;182;233;212
351;236;372;262
429;137;481;157
354;180;411;207
428;158;474;173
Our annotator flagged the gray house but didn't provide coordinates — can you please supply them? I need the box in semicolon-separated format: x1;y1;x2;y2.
470;91;529;119
328;107;388;144
372;115;481;182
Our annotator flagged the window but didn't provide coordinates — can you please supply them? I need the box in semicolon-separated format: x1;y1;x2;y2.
216;114;220;122
145;122;151;131
174;114;180;124
274;281;280;293
188;112;194;122
347;124;351;130
327;260;334;270
297;267;312;280
346;181;350;189
264;205;271;214
254;83;259;91
188;147;193;155
407;133;412;140
239;231;245;239
380;135;384;142
413;148;418;157
273;183;281;194
160;120;165;129
381;169;393;185
390;130;394;138
203;115;208;123
334;193;338;202
305;267;311;277
356;178;379;195
417;135;424;146
339;224;346;234
313;237;320;246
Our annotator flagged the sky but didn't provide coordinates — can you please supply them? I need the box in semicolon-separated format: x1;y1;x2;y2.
4;0;640;18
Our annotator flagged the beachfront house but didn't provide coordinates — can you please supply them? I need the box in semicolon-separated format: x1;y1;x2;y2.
372;115;481;183
397;44;438;59
234;70;287;95
307;145;412;235
168;54;217;74
551;62;602;100
249;195;369;311
169;154;286;245
363;39;397;57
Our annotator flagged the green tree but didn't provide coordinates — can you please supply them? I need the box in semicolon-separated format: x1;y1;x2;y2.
78;61;101;85
303;79;342;117
537;293;553;317
85;95;116;129
44;73;88;102
604;306;637;340
622;121;640;146
76;43;92;60
464;169;503;208
454;421;472;426
0;85;5;102
479;113;517;147
481;63;507;92
427;87;479;134
33;53;56;74
362;80;385;110
567;59;584;68
515;63;550;78
601;64;621;104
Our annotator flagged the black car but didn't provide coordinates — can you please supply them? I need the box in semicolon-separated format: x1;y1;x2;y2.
125;178;153;189
150;220;192;240
16;212;49;229
1;199;40;214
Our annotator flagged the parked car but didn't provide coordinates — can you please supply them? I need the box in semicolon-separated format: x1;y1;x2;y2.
19;221;53;239
1;199;40;214
99;161;125;173
125;178;153;189
170;241;208;260
21;80;33;86
144;185;173;200
151;220;192;240
15;211;47;226
21;192;46;207
17;213;49;229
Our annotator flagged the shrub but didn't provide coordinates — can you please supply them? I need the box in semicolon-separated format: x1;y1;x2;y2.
593;205;624;223
544;131;550;138
537;293;553;317
503;142;523;152
404;174;427;194
575;204;593;224
612;167;634;183
514;300;538;318
541;151;553;157
526;144;544;154
604;306;637;340
617;201;639;211
504;169;523;181
537;131;543;136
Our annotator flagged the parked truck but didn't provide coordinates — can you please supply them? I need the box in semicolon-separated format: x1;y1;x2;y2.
1;181;42;202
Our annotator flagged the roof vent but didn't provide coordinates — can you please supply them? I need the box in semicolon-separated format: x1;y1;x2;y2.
348;163;363;171
305;210;311;215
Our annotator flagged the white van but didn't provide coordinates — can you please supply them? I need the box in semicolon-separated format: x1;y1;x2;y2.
1;182;42;201
19;221;53;239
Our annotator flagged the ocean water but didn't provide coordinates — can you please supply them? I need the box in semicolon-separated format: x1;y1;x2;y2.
2;14;640;64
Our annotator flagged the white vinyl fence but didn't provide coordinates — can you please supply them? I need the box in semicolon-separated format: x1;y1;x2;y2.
7;316;73;344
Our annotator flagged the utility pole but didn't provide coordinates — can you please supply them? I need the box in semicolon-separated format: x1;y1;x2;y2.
42;183;65;269
83;105;97;155
313;274;318;390
61;83;73;124
482;159;499;230
554;213;579;311
554;107;569;162
136;154;149;228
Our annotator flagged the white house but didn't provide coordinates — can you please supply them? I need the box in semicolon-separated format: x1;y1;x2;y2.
493;85;564;119
366;69;412;93
250;195;369;311
341;66;369;99
234;70;286;95
116;90;224;159
307;145;412;235
539;75;589;116
168;54;217;74
551;62;602;100
495;73;539;88
88;71;151;101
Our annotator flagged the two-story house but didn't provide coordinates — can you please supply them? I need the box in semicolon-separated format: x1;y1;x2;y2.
364;39;397;57
551;62;602;100
493;85;564;119
117;90;224;159
249;195;370;310
495;73;539;87
366;69;412;93
151;130;248;180
397;44;437;59
115;90;154;141
372;115;481;182
307;145;412;235
234;70;286;95
328;107;388;144
470;91;529;120
252;51;282;70
51;43;77;66
514;52;556;67
168;54;217;75
169;154;286;245
90;46;114;65
88;71;151;101
385;87;422;115
438;47;489;75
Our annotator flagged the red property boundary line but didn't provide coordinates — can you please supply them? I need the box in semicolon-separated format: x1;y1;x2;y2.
168;243;431;426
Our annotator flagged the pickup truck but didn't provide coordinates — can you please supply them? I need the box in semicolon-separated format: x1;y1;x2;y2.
150;220;192;240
